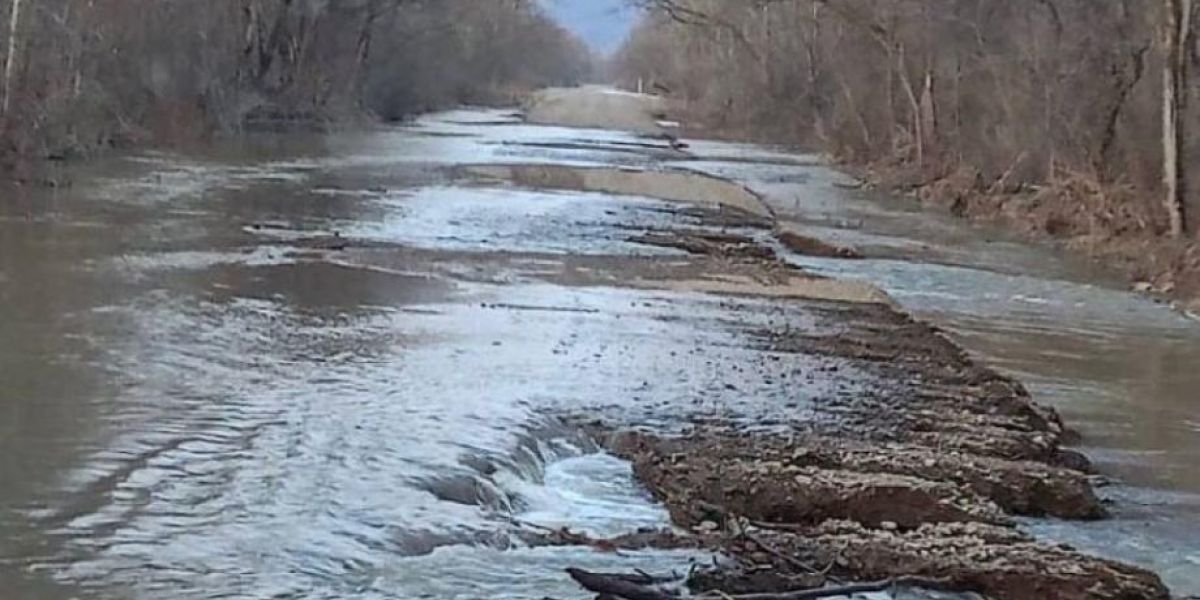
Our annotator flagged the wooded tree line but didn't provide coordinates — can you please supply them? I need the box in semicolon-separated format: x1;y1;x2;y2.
0;0;592;170
615;0;1200;238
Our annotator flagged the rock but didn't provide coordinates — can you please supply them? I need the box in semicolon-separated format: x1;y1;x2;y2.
612;432;1106;520
627;441;1009;530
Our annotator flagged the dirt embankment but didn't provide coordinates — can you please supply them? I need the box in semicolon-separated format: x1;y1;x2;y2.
510;86;1171;599
561;297;1169;600
574;252;1168;594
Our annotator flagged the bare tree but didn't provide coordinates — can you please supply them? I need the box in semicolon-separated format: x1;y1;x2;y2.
1162;0;1193;236
616;0;1200;237
0;0;593;170
2;0;25;114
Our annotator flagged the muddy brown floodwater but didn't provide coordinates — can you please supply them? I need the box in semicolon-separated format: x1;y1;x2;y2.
0;91;1198;600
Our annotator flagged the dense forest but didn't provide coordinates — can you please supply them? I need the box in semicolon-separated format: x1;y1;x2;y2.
614;0;1200;292
0;0;592;172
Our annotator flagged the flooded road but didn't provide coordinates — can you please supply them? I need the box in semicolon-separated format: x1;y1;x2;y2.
2;96;1199;599
683;157;1200;592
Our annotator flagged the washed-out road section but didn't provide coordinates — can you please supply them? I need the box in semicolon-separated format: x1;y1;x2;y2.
0;87;1197;599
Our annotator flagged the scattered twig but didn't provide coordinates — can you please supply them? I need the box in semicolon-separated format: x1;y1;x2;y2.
740;530;829;579
688;501;842;582
746;519;805;533
987;151;1028;195
818;545;844;577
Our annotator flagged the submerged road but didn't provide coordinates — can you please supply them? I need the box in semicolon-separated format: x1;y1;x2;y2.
1;87;1199;599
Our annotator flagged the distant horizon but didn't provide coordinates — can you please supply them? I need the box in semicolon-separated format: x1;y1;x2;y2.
539;0;640;55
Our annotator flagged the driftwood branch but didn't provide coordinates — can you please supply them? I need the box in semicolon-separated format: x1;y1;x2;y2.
567;569;951;600
567;568;680;600
740;530;830;578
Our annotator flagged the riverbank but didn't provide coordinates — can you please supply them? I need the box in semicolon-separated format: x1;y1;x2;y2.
859;163;1200;317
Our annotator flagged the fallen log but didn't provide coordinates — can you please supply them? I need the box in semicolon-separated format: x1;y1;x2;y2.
567;568;950;600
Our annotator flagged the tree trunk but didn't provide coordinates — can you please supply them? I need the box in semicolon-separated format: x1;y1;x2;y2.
883;42;896;151
1163;0;1192;237
896;44;924;167
3;0;26;114
919;69;939;168
805;2;825;140
351;1;383;101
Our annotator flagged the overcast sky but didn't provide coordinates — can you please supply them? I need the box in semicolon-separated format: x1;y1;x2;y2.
540;0;640;55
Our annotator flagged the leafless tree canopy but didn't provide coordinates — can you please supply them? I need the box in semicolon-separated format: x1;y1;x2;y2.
0;0;593;166
614;0;1200;236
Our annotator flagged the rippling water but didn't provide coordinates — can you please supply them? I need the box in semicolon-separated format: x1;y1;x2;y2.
0;115;712;599
2;108;1198;599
